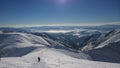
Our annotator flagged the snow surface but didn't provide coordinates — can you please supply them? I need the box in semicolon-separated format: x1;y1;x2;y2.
0;31;120;68
0;31;2;34
81;30;120;63
0;32;50;57
96;33;120;48
0;48;120;68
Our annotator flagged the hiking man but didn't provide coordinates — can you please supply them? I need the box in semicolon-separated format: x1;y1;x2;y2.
0;54;1;61
38;57;40;62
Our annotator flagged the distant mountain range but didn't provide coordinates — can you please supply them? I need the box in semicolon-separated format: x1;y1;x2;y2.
1;24;120;33
23;24;120;31
0;24;120;63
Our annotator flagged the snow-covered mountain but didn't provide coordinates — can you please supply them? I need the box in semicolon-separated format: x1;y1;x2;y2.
0;45;120;68
22;24;120;31
0;32;91;60
1;28;120;63
1;48;120;68
30;29;120;63
0;25;120;68
0;32;50;57
81;29;120;63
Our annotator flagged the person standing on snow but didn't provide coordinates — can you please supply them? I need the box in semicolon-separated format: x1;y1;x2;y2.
0;55;1;61
38;57;40;62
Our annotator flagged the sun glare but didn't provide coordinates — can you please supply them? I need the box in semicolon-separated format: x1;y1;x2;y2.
58;0;68;4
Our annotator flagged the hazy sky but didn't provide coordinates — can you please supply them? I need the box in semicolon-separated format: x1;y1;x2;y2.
0;0;120;27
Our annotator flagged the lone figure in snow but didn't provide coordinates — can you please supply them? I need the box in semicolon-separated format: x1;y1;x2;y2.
38;57;40;62
0;55;1;61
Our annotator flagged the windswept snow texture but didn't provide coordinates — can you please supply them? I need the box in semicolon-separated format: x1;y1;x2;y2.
0;48;120;68
81;30;120;63
36;29;120;63
0;25;120;68
0;32;50;57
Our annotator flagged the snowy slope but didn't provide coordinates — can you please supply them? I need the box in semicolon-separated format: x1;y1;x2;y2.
0;29;120;68
0;32;50;57
0;31;2;34
1;32;87;58
0;48;120;68
82;29;120;63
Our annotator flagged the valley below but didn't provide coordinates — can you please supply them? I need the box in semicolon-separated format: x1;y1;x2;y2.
0;25;120;68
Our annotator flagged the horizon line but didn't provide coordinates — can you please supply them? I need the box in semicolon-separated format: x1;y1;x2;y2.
0;23;120;28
